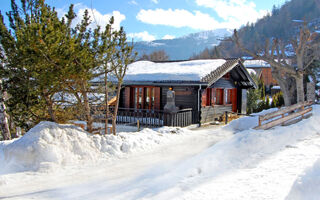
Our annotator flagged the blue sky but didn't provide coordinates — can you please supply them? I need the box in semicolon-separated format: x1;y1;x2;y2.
0;0;287;41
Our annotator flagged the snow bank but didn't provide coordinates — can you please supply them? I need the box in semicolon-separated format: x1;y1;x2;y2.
145;106;320;198
0;122;192;174
225;107;278;131
286;159;320;200
186;106;320;175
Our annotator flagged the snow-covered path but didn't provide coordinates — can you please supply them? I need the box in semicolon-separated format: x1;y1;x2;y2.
175;133;320;200
0;127;230;200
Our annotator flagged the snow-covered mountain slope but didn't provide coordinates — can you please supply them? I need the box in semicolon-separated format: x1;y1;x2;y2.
0;105;320;199
134;29;232;60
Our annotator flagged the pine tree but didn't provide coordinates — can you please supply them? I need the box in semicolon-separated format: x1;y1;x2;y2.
111;27;136;135
0;1;81;129
97;17;118;135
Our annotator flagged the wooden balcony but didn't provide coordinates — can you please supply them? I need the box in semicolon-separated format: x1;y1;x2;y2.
103;107;198;127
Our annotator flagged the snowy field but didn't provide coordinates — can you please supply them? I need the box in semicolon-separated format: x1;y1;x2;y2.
0;105;320;200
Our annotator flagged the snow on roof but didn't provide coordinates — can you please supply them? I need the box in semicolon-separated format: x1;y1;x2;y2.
124;59;226;81
246;68;256;75
244;60;270;68
271;85;281;90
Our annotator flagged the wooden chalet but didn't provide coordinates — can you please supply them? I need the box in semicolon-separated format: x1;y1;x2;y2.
114;58;256;127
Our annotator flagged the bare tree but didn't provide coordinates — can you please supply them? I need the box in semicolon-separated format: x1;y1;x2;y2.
233;25;319;106
139;50;169;61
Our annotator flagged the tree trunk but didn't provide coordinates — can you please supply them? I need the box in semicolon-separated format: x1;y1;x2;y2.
112;82;122;135
0;102;11;140
272;71;294;106
104;73;109;135
278;81;292;106
0;80;11;140
81;82;93;133
296;51;305;103
44;93;56;122
295;73;305;103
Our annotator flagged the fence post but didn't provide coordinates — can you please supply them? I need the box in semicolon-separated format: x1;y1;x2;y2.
137;120;140;132
225;111;228;124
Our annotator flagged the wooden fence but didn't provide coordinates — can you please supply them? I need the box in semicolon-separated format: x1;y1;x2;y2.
254;101;313;130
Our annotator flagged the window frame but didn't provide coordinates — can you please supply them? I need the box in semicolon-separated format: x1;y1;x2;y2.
132;86;156;110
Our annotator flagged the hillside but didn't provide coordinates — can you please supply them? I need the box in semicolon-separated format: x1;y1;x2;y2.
197;0;320;58
133;29;232;60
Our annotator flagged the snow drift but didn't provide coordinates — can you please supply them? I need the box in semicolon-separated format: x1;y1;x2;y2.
0;122;192;174
225;107;278;132
286;159;320;200
136;105;320;199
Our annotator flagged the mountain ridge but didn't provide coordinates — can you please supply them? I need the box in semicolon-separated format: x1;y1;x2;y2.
133;28;232;60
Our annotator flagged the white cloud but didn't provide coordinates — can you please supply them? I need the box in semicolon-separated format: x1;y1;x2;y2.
162;35;175;39
137;9;219;30
129;0;138;5
151;0;159;4
127;31;156;41
57;4;125;30
195;0;268;28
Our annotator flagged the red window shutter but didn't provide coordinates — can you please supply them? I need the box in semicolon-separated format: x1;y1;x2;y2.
206;88;211;106
124;87;130;108
201;89;207;107
231;88;237;112
211;88;215;105
154;87;161;110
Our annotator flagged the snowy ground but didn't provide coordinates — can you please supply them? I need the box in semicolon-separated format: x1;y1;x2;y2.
0;106;320;200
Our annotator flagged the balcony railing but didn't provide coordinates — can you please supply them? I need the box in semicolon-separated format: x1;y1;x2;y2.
94;107;197;127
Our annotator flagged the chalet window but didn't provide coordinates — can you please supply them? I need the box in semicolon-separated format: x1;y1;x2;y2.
215;88;224;105
202;88;215;106
144;87;155;109
133;86;155;110
225;89;232;104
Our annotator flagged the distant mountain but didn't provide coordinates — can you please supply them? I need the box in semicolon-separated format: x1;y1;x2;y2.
133;29;232;60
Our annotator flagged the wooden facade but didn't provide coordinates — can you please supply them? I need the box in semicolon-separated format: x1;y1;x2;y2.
116;59;256;127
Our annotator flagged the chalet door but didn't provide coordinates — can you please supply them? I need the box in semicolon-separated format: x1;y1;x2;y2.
132;86;157;110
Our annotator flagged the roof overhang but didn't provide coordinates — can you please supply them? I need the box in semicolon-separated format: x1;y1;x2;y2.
201;58;257;89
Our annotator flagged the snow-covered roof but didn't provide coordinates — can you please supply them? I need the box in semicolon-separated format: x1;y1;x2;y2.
244;59;293;69
124;59;226;81
271;86;281;90
246;68;256;75
244;60;271;68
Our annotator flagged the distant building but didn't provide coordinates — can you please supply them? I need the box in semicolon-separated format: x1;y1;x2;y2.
244;59;278;91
